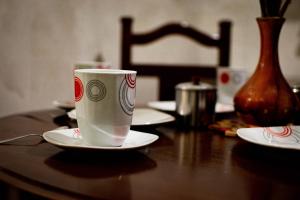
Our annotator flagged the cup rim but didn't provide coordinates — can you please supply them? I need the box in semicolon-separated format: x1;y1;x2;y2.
74;69;136;74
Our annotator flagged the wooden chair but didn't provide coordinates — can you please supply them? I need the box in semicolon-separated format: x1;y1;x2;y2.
121;17;232;100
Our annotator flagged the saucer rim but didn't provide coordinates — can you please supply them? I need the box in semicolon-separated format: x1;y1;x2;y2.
147;100;234;113
43;128;159;151
53;100;75;109
237;126;300;150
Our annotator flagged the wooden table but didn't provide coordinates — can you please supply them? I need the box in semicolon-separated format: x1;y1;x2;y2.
0;109;299;200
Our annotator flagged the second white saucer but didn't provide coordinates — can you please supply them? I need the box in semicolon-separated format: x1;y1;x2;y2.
67;108;175;126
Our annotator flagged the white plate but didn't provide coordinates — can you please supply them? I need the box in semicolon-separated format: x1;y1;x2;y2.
43;128;159;151
147;101;234;113
147;101;176;112
67;108;175;126
237;126;300;150
53;100;75;110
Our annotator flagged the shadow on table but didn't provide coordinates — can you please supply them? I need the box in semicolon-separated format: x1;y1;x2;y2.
232;141;300;184
44;150;157;179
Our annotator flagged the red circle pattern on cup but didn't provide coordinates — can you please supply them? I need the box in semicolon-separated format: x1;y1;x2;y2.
125;74;136;88
74;77;84;102
220;72;230;84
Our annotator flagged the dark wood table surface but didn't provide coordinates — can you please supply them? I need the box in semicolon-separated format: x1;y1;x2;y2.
0;109;300;200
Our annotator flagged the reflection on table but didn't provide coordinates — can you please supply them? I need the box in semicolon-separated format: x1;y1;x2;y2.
0;109;299;200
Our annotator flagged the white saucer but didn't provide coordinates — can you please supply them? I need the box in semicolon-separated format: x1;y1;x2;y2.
53;100;75;110
237;126;300;150
147;101;175;112
147;100;234;113
67;108;175;126
43;128;159;151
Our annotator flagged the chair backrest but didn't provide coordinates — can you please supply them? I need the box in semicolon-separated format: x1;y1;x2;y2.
121;17;232;100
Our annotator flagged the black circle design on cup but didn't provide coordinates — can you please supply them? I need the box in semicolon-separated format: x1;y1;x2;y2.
232;72;242;85
119;75;136;115
86;80;106;102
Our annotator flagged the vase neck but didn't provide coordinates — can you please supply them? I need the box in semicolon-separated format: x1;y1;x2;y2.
257;18;285;70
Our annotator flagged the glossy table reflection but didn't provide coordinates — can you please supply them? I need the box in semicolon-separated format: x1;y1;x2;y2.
0;109;300;200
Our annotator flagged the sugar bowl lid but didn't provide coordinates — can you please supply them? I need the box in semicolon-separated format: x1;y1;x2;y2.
175;82;216;91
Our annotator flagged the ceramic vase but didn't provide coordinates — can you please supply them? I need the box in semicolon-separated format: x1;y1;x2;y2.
234;17;298;126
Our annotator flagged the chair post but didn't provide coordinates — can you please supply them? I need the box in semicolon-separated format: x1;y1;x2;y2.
219;21;231;67
121;17;133;70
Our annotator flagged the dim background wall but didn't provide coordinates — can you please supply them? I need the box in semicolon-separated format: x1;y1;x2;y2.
0;0;299;117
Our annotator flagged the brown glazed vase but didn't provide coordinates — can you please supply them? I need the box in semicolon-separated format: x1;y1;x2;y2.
234;17;298;126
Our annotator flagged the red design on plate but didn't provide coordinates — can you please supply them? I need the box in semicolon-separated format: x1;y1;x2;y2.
220;72;230;84
74;76;84;102
73;128;81;138
125;74;136;88
264;126;292;137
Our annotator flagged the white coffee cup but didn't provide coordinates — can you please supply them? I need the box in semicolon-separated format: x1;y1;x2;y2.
74;69;137;146
217;68;248;105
